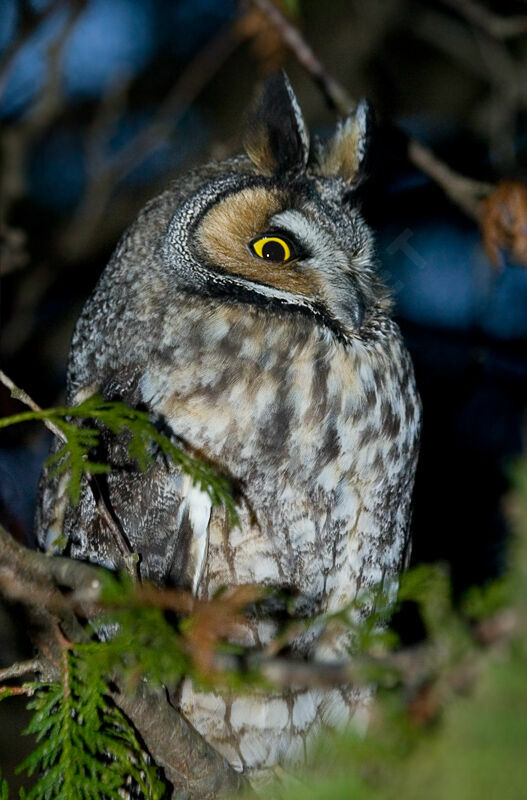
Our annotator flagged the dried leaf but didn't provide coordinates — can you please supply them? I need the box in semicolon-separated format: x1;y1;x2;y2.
407;683;440;726
480;180;527;269
182;585;263;677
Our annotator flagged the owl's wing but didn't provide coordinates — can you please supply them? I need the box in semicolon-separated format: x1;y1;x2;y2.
36;373;212;591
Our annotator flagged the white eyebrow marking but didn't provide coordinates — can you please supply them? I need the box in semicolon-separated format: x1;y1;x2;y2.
270;209;349;273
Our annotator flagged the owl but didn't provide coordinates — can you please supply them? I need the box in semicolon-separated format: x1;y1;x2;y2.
37;73;421;776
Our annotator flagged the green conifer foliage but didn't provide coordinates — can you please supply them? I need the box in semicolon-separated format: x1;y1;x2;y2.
1;400;526;800
0;771;9;800
15;651;164;800
0;395;236;518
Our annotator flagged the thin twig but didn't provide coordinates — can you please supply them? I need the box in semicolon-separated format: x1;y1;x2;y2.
60;23;240;260
245;0;352;113
0;1;85;230
439;0;527;39
0;369;64;440
408;139;492;220
0;658;42;682
247;0;493;220
0;370;137;577
0;0;65;97
0;685;35;697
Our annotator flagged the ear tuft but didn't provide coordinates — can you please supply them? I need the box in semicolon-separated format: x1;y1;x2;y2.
244;71;309;177
317;99;373;185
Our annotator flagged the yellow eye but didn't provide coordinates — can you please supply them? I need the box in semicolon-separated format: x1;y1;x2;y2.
251;236;292;263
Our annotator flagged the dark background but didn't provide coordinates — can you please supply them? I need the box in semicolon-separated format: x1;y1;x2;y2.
1;0;526;707
1;0;527;786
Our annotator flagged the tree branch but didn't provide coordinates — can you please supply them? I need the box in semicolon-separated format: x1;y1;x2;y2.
0;0;85;252
1;522;520;695
0;522;103;612
408;139;492;220
0;523;248;798
0;369;63;439
0;518;522;793
59;22;240;261
244;0;352;113
0;658;42;682
247;0;493;221
439;0;527;40
114;683;249;800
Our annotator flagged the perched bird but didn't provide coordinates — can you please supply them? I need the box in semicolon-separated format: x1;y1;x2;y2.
37;73;421;775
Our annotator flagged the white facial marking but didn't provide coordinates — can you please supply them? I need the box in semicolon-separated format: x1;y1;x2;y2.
270;209;348;275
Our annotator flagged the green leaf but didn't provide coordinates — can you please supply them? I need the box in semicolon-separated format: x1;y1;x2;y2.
281;0;301;15
462;579;509;621
0;770;9;800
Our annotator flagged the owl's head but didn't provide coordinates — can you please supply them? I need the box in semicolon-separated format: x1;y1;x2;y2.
160;73;389;341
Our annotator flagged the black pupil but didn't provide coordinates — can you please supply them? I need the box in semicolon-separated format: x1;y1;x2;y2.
261;240;287;261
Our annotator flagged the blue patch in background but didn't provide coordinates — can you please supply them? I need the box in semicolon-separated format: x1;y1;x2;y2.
379;222;527;340
0;0;156;116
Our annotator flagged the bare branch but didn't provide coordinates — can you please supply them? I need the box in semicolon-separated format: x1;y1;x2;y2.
0;1;85;230
408;140;492;221
244;0;353;113
115;683;249;800
0;523;248;797
0;522;104;608
0;0;65;96
0;368;64;440
439;0;527;40
60;22;240;261
0;658;42;682
246;0;493;220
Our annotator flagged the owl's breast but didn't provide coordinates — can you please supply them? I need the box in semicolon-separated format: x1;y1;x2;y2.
139;302;420;620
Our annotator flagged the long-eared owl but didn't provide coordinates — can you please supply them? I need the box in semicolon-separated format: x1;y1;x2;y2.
37;74;421;775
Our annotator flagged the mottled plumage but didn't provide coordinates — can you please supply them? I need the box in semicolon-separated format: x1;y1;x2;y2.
37;74;421;775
